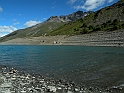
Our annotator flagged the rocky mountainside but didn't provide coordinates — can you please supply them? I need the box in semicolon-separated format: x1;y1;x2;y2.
0;0;124;43
47;0;124;36
86;0;124;25
47;11;90;22
0;11;90;42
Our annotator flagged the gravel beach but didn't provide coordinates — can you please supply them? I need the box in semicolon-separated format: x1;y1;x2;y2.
0;30;124;47
0;66;124;93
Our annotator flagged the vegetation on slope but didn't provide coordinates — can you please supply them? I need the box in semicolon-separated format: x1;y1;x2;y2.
0;0;124;42
47;19;124;36
0;22;65;42
47;0;124;36
0;11;87;42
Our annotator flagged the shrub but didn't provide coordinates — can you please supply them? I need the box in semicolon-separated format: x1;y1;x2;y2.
89;25;94;30
121;23;124;28
103;23;109;28
95;26;102;31
80;28;89;34
113;25;120;30
83;23;87;27
74;28;79;31
107;20;112;24
79;19;84;23
112;19;119;25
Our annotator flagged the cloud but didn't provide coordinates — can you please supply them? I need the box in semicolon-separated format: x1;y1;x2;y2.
108;0;114;3
0;7;3;12
13;22;20;26
0;18;5;20
68;0;77;5
74;0;106;11
18;14;22;16
51;6;56;9
0;26;17;37
24;20;41;27
70;0;115;11
0;33;9;37
43;18;47;21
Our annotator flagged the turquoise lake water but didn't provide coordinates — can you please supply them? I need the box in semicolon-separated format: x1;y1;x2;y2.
0;45;124;87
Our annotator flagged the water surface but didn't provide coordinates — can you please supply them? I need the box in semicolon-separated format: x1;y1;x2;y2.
0;45;124;87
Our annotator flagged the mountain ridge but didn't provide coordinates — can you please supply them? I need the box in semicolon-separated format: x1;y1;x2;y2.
0;11;90;42
0;0;124;43
47;11;91;22
47;0;124;36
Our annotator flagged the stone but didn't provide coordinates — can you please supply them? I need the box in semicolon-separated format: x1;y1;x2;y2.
74;88;80;92
1;89;11;93
57;87;62;90
20;90;26;93
0;82;12;88
67;91;73;93
47;86;57;92
11;77;16;80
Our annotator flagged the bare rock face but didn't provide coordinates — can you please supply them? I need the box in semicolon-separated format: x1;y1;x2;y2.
47;11;91;22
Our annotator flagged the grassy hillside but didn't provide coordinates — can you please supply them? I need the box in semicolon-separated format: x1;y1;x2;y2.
0;0;124;42
47;0;124;36
0;21;65;42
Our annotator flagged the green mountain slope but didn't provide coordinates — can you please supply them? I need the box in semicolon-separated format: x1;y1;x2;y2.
0;11;88;42
0;0;124;42
0;21;65;42
47;0;124;36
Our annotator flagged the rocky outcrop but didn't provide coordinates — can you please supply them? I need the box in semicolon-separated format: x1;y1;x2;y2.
47;11;91;22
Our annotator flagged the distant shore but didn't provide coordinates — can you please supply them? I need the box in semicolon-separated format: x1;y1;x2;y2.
0;30;124;47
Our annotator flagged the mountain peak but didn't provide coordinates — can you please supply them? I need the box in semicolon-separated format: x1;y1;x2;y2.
47;11;91;22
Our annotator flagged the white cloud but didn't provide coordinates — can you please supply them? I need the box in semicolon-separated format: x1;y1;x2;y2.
70;0;115;11
18;14;22;16
24;20;41;27
0;33;7;37
74;0;106;11
0;26;17;37
0;7;3;12
51;6;56;9
43;18;47;21
13;22;20;26
68;0;77;5
0;18;5;20
108;0;114;3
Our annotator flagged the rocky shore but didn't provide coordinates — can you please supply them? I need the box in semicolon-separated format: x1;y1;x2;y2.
0;30;124;47
0;66;124;93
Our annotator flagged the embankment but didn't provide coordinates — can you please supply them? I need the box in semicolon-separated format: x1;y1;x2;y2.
0;30;124;47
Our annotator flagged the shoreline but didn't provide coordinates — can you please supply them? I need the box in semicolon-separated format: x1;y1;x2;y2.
0;30;124;47
0;66;124;93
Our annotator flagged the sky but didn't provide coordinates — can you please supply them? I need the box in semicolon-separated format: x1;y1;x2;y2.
0;0;118;37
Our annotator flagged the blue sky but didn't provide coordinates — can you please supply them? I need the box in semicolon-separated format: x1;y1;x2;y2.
0;0;118;37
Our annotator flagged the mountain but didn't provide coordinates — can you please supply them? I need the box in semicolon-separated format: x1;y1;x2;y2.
47;0;124;36
0;11;90;42
47;11;91;22
0;0;124;42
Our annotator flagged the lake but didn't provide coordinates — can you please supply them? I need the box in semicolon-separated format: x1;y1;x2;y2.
0;45;124;88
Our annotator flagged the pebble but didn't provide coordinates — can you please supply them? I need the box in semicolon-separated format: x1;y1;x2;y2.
0;66;123;93
74;88;79;92
67;91;73;93
20;90;26;93
57;87;62;90
47;86;57;92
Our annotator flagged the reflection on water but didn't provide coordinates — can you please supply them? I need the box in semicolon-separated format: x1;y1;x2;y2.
0;45;124;87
